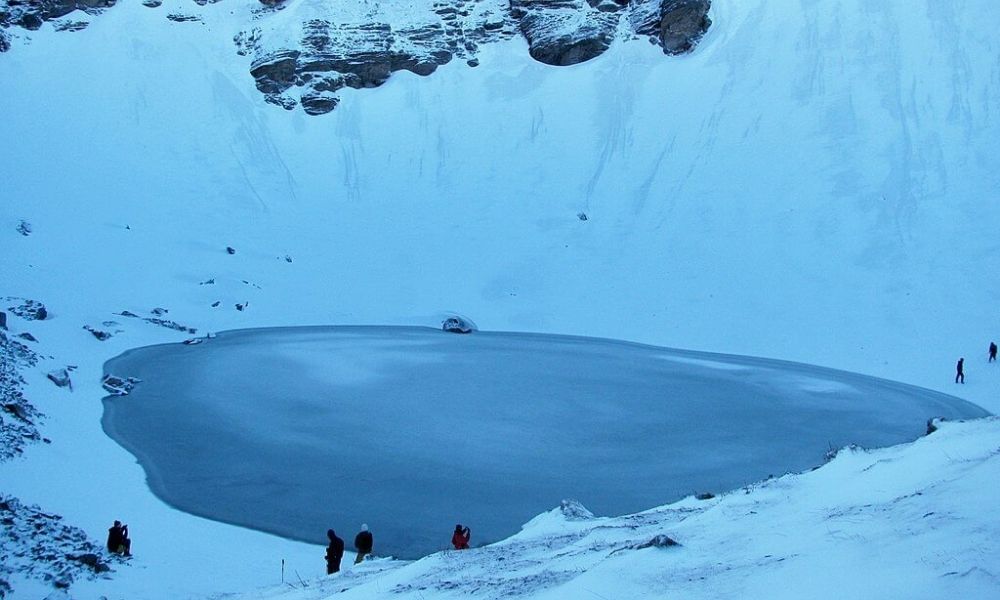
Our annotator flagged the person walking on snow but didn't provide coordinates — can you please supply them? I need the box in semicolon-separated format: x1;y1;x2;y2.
354;524;373;564
325;529;344;574
990;342;997;362
452;524;471;550
956;357;965;383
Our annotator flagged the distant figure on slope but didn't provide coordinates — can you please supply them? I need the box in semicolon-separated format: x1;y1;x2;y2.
354;524;373;564
106;520;132;556
956;357;965;384
325;529;345;574
452;524;471;550
990;342;997;363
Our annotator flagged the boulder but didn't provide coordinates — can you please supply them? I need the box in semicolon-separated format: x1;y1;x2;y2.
442;315;476;333
46;369;72;389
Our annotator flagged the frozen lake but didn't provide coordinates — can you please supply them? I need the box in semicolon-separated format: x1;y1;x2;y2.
101;327;988;559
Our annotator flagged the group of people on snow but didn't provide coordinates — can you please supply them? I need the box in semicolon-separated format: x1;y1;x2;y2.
955;341;998;384
324;522;471;574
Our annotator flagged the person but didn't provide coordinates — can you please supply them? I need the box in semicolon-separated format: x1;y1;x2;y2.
354;524;373;564
325;529;345;574
956;357;965;383
990;342;997;362
107;520;132;556
452;524;471;550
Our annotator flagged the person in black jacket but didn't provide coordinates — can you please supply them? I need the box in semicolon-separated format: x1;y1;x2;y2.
989;342;997;363
106;520;132;556
354;524;373;564
956;357;965;383
325;529;344;574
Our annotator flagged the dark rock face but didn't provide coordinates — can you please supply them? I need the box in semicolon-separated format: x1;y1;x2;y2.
102;374;140;396
0;330;42;461
6;298;47;321
1;494;119;596
442;315;476;334
46;368;72;389
83;325;112;341
245;0;519;115
509;0;618;66
244;0;710;114
635;0;711;55
0;0;117;47
16;220;31;236
0;311;6;330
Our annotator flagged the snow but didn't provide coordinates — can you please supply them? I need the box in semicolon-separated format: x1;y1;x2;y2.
99;325;985;560
2;0;1000;597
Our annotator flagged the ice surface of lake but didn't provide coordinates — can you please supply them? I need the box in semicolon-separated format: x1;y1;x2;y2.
102;327;988;558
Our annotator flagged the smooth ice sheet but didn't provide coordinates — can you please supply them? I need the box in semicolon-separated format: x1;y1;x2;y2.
101;327;988;558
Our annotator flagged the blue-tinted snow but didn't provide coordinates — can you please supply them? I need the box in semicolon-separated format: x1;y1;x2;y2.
101;327;987;559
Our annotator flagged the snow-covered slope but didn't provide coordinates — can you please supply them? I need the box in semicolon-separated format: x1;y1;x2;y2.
2;0;1000;597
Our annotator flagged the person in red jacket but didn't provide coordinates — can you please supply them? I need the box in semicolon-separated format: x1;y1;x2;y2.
452;524;471;550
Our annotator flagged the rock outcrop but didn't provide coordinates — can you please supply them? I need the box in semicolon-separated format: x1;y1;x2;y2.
0;0;116;37
247;1;518;115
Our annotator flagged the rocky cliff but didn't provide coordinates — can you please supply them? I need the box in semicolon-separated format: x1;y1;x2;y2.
1;0;710;113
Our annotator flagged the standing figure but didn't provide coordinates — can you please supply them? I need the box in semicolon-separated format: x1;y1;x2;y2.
956;357;965;383
325;529;345;574
354;524;373;564
452;524;471;550
989;342;997;362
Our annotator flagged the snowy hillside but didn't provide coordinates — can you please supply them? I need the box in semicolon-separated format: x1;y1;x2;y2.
3;0;1000;598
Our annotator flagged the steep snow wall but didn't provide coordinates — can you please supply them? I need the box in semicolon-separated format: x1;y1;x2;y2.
2;0;998;395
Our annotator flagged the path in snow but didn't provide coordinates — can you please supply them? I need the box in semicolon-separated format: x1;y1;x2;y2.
100;327;987;559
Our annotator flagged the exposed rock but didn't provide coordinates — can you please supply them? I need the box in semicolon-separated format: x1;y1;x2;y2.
115;310;197;334
284;255;292;263
509;0;617;66
630;533;679;549
0;331;43;461
0;494;119;596
442;315;476;334
199;278;216;285
142;0;161;6
101;374;140;396
15;220;31;236
53;20;89;32
577;212;588;221
244;1;514;114
0;311;6;330
559;499;595;520
226;245;237;254
235;302;248;311
46;369;72;389
16;332;36;342
636;0;711;55
0;0;117;46
695;492;714;500
211;301;221;307
6;298;47;321
83;325;112;341
150;307;168;316
0;29;10;53
167;13;201;22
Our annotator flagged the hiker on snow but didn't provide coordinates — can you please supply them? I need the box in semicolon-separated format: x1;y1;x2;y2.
990;342;997;362
452;524;471;550
106;520;132;556
354;524;373;564
325;529;345;574
956;357;965;383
